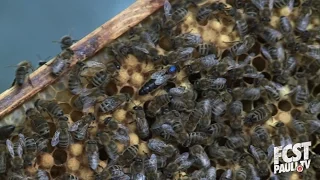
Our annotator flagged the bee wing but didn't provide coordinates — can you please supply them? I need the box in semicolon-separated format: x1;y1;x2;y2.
206;167;216;179
175;152;189;163
268;0;274;11
169;86;186;96
17;144;23;158
200;54;219;67
176;47;194;60
251;0;266;9
69;121;82;132
308;120;320;134
249;145;260;161
51;130;60;147
133;45;149;54
141;32;156;48
164;0;172;19
150;69;167;79
18;133;26;148
155;74;171;85
6;139;15;158
150;154;158;169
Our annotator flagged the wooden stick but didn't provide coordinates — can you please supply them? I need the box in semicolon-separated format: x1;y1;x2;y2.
0;0;165;118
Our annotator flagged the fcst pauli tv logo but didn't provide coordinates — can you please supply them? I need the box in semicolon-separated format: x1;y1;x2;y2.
273;142;311;174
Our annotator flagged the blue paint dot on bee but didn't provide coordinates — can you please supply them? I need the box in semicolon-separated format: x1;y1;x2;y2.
168;65;177;74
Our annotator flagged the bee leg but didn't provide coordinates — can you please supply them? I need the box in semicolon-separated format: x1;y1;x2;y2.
11;78;16;87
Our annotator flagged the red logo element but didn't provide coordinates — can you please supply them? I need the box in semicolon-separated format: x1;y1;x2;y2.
296;165;304;172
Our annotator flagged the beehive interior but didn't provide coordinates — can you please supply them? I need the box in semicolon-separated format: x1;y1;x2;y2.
1;0;320;179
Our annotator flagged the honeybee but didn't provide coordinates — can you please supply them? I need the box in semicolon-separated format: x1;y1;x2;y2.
33;133;48;152
228;100;243;117
251;0;274;24
196;4;214;24
18;133;37;166
50;56;69;77
11;61;33;87
299;26;320;43
34;99;64;118
144;154;160;180
113;124;130;145
295;6;312;35
181;132;211;147
220;169;233;180
306;98;320;115
0;125;15;141
196;43;218;56
259;26;283;45
51;116;74;149
131;106;150;140
208;122;231;138
184;54;219;75
73;93;97;112
25;108;50;138
250;144;274;177
263;81;282;101
234;166;248;180
286;77;309;106
197;77;227;91
85;140;99;170
273;0;294;11
54;35;77;50
96;131;119;160
229;35;256;57
96;165;129;180
163;0;189;34
6;139;24;173
225;135;247;150
279;16;293;36
118;145;139;165
0;143;7;174
291;116;309;142
261;43;285;62
251;125;271;149
97;93;131;114
271;121;292;147
189;145;210;169
104;117;119;131
165;47;194;65
244;104;272;126
171;32;203;49
295;43;320;61
89;61;121;88
70;113;95;141
68;61;86;95
185;107;203;132
164;152;194;177
129;157;145;179
147;139;177;158
110;40;132;61
241;87;261;101
146;94;172;117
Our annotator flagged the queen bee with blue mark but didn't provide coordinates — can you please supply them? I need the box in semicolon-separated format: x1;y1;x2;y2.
139;65;180;96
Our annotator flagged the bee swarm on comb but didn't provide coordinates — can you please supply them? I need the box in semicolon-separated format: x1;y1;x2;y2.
0;0;320;179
